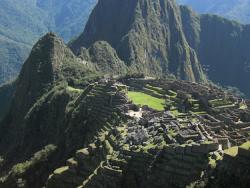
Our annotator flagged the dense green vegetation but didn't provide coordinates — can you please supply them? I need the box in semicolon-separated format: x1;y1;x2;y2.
11;145;56;175
80;41;128;76
0;0;97;85
0;145;57;187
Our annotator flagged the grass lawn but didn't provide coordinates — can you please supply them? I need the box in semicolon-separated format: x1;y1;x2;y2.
224;146;238;157
67;86;82;93
239;103;248;110
224;141;250;157
240;141;250;150
128;91;165;111
170;110;179;117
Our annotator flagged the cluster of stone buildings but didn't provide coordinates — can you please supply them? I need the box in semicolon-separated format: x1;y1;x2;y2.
46;78;250;188
123;78;250;150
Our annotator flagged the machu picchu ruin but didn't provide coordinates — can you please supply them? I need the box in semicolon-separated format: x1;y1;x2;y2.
1;77;247;188
0;0;250;187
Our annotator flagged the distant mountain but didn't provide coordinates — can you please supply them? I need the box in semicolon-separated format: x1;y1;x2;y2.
180;6;250;97
177;0;250;24
0;0;97;85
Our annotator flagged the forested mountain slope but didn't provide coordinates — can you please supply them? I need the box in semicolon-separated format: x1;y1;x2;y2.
0;0;97;85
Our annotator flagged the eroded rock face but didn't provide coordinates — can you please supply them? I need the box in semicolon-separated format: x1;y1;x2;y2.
70;0;206;82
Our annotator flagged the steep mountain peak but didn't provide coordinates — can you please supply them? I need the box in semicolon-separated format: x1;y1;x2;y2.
70;0;206;82
0;31;100;160
17;33;69;89
10;32;78;117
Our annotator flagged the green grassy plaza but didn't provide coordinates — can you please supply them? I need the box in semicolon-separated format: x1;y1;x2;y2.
128;91;165;111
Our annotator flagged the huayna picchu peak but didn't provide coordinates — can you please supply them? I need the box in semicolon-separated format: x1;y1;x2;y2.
70;0;207;83
0;0;250;187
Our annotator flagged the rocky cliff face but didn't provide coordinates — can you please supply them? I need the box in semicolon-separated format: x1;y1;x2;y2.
69;0;250;96
70;0;207;82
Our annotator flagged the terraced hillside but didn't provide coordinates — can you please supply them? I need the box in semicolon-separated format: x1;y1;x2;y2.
1;65;250;187
0;34;249;188
44;78;250;188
